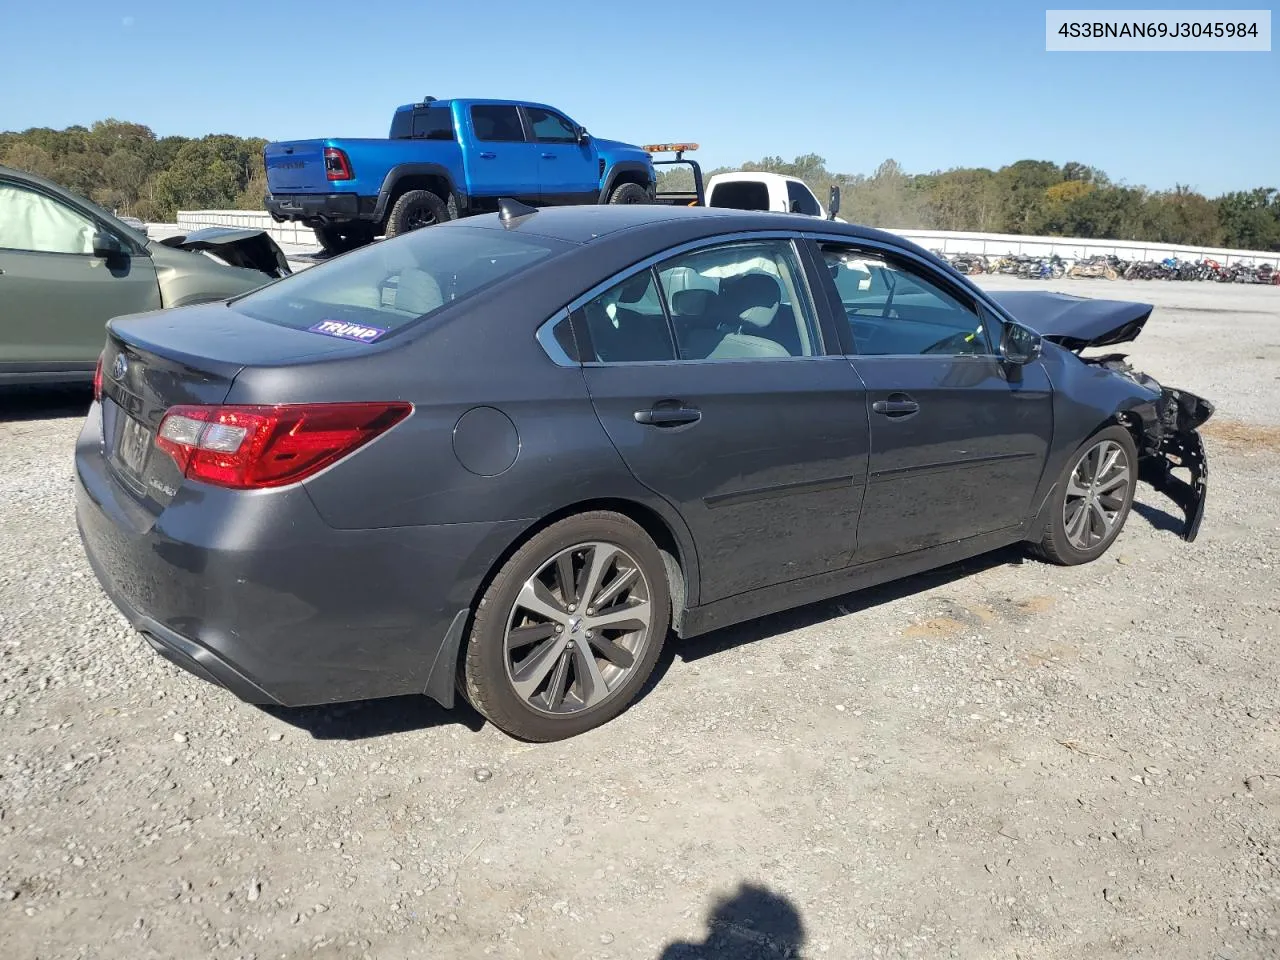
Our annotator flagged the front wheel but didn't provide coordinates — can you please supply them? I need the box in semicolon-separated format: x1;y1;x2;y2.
385;189;452;238
461;512;670;741
608;182;651;205
1031;425;1139;566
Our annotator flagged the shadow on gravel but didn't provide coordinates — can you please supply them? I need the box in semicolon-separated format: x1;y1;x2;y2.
658;882;806;959
260;694;486;741
1131;500;1188;536
0;384;91;423
658;546;1026;678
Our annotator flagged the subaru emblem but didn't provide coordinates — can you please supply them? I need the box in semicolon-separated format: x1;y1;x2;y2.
111;353;128;380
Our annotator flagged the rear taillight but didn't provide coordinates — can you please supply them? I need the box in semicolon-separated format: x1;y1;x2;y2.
155;402;411;489
324;147;354;181
93;353;104;402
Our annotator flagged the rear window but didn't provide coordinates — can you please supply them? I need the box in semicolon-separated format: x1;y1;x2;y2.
412;107;454;141
708;180;771;211
232;226;567;338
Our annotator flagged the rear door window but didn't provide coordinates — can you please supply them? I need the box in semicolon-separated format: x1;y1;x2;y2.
412;107;455;141
231;226;568;338
707;180;771;211
470;105;526;143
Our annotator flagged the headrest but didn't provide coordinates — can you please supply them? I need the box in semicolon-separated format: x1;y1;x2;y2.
615;272;653;303
396;269;444;315
670;288;714;316
724;272;781;329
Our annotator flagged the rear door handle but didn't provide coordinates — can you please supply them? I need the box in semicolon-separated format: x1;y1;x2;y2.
872;395;920;417
540;153;556;159
479;151;497;159
634;406;701;427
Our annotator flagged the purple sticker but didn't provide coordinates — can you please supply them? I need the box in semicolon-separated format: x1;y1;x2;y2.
307;319;388;343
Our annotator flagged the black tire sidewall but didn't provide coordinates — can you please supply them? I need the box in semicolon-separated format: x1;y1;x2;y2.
386;190;450;237
1045;425;1139;564
463;512;670;741
608;182;650;205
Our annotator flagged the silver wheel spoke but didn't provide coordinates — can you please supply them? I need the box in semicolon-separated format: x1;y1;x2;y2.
576;544;618;612
517;579;570;625
506;621;558;651
587;600;650;633
1096;465;1130;494
572;642;609;707
511;635;570;699
590;565;639;612
588;633;636;669
554;553;578;607
1066;473;1090;498
1089;499;1114;533
1066;501;1090;542
543;649;573;710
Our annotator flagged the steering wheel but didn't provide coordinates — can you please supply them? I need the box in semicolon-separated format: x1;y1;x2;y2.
922;331;979;355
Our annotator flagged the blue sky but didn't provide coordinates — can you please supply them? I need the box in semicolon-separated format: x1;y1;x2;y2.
1;0;1274;196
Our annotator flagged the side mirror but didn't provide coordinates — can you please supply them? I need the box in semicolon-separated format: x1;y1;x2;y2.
576;126;589;144
828;184;841;219
93;230;126;261
1000;321;1043;365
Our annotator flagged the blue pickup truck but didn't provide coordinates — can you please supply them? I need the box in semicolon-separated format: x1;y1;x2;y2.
264;97;659;253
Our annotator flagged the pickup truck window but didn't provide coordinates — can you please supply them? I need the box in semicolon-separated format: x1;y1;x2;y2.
786;181;821;216
707;180;770;212
412;107;455;141
471;105;526;143
526;107;577;144
232;226;567;336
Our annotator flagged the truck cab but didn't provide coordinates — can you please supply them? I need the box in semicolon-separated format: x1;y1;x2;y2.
264;98;658;253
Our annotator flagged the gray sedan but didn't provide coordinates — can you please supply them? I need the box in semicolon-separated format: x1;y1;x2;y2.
75;202;1212;741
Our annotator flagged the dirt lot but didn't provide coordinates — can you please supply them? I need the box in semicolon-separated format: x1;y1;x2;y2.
2;278;1278;960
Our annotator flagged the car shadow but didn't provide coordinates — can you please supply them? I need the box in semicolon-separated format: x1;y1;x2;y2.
259;693;486;741
0;385;92;423
658;882;806;959
647;545;1026;684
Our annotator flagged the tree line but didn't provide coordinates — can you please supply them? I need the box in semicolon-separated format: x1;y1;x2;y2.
0;119;266;222
2;119;1277;250
661;155;1280;252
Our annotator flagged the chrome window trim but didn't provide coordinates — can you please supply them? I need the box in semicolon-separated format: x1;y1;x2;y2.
534;309;578;367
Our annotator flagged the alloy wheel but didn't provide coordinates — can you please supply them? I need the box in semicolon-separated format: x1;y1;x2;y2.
1063;439;1132;551
503;542;653;716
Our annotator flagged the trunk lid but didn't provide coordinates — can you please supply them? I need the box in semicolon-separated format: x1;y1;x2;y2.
265;140;330;193
988;290;1153;352
99;303;373;511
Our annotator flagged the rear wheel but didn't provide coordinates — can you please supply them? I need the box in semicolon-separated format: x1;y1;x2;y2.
313;222;374;255
1031;425;1138;566
385;189;451;238
608;182;650;205
461;512;670;741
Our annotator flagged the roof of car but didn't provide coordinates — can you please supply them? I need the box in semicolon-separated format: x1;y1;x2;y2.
450;203;907;248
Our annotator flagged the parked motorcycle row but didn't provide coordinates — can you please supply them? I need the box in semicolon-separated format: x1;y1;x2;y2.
936;251;1280;284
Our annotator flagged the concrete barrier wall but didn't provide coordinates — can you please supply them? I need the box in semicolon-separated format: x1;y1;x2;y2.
174;210;1280;267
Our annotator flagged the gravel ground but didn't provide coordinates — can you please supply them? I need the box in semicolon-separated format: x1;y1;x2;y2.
2;278;1278;960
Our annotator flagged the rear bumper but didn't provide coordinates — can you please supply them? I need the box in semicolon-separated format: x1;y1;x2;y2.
74;404;520;708
264;192;373;225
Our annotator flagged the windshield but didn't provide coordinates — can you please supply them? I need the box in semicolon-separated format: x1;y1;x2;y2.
232;226;568;338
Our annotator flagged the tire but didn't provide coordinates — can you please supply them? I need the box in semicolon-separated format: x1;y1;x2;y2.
385;189;451;238
313;222;374;255
1031;425;1139;566
461;511;671;741
607;181;650;205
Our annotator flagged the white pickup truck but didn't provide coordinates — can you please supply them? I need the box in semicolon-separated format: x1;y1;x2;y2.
704;171;841;219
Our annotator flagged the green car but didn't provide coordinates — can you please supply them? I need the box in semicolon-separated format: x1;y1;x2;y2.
0;165;292;385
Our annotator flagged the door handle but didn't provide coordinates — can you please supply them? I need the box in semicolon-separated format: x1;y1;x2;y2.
634;406;701;427
872;395;920;418
479;151;497;159
540;153;556;159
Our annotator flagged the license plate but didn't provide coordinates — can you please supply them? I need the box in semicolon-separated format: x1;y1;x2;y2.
117;416;152;477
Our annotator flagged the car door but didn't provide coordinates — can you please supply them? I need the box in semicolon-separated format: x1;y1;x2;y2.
0;178;160;372
464;103;540;201
810;238;1054;563
523;106;598;204
570;235;869;604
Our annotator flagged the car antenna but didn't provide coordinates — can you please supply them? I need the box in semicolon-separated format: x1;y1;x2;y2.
498;197;539;228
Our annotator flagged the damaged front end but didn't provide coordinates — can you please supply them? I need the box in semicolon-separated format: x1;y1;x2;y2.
987;290;1215;543
158;227;292;279
1084;356;1214;542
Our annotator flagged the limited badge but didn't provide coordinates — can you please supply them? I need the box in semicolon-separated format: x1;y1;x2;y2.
307;320;388;343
